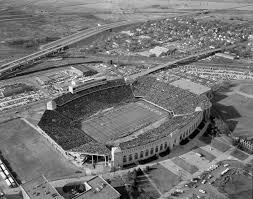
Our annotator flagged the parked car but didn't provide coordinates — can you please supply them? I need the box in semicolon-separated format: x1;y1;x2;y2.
199;189;206;194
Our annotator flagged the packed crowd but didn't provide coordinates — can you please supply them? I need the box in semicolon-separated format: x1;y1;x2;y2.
176;65;253;82
120;113;200;150
37;73;209;153
54;78;127;106
132;76;200;115
56;84;134;121
38;110;94;150
167;67;216;88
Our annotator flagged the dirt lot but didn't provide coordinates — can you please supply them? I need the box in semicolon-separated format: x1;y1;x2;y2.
0;119;80;182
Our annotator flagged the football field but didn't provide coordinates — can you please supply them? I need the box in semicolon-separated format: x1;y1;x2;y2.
81;100;167;143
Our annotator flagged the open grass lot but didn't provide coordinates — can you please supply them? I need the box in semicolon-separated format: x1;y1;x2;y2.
214;82;253;139
193;147;216;161
239;84;253;95
171;157;199;174
230;149;249;160
0;119;79;182
147;163;180;194
212;138;231;152
136;170;161;199
223;174;253;199
199;135;212;144
81;101;165;143
213;169;253;199
199;136;231;152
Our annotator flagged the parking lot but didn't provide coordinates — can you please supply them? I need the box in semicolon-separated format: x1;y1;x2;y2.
159;131;253;199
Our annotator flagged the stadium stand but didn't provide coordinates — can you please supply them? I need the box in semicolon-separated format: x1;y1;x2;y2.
54;78;126;106
56;84;134;121
37;74;211;169
38;110;94;150
119;112;200;149
132;76;200;114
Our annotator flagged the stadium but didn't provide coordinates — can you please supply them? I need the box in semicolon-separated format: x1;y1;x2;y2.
37;75;212;170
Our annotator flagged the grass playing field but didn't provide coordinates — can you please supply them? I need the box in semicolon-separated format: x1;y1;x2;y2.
0;119;80;182
81;100;166;143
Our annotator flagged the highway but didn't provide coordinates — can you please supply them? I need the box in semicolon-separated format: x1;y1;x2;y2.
0;20;143;76
0;9;208;78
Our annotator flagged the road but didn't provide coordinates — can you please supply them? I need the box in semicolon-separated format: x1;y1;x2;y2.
126;48;223;81
126;43;245;81
0;20;144;77
0;9;210;78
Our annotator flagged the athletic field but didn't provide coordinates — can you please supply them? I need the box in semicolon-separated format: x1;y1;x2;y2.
81;100;167;143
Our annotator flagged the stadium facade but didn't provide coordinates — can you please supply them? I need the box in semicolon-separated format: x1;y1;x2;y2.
38;76;212;170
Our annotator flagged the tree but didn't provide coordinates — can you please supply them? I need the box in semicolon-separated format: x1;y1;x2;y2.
215;118;230;135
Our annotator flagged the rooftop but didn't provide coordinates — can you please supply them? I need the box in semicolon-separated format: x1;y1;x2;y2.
170;78;211;95
73;176;120;199
71;65;98;75
21;175;64;199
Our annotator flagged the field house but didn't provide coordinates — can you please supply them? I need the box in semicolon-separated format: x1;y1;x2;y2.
36;75;212;170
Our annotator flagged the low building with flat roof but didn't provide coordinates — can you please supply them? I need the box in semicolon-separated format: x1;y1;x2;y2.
21;175;120;199
21;175;64;199
215;52;236;60
73;176;120;199
71;65;98;77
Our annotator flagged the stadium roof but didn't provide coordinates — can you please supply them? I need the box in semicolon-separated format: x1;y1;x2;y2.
69;142;111;156
73;176;120;199
21;175;64;199
170;78;211;95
